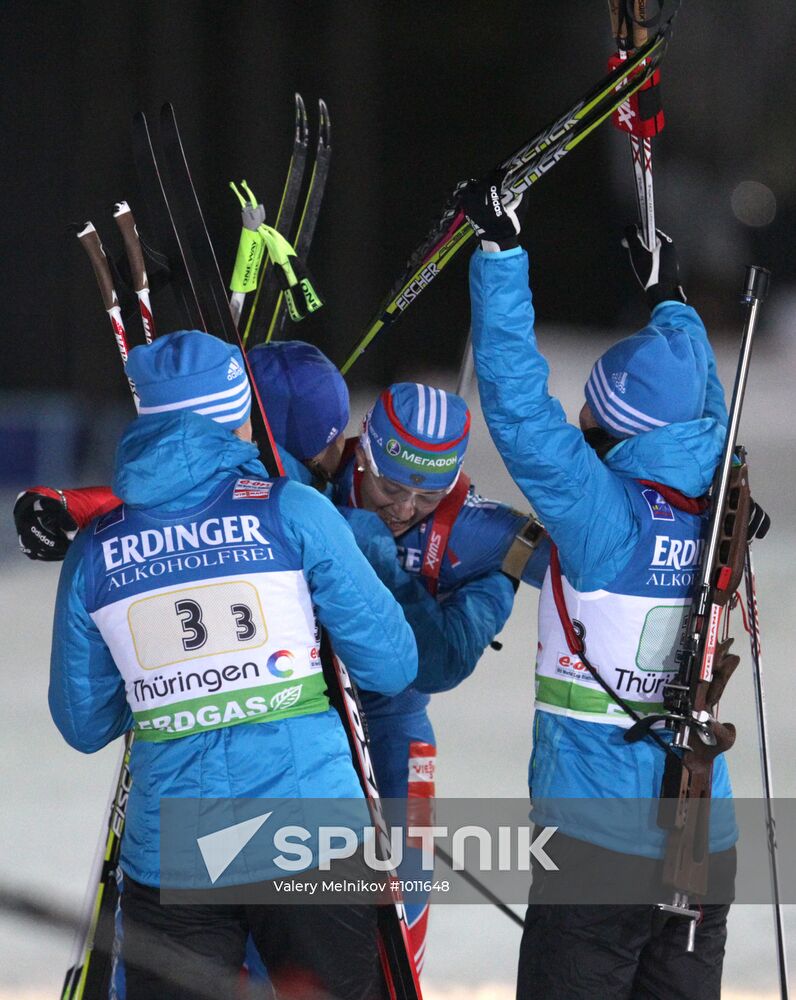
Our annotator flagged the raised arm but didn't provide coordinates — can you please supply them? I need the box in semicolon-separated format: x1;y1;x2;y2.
469;247;636;587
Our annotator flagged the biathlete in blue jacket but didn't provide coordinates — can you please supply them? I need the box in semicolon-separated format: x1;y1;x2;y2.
16;340;549;976
247;343;551;971
47;330;418;1000
461;175;739;1000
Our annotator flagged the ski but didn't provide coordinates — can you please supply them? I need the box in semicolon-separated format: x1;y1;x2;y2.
339;12;677;375
323;644;424;1000
155;102;283;475
242;92;310;346
131;111;206;331
255;98;332;346
61;736;132;1000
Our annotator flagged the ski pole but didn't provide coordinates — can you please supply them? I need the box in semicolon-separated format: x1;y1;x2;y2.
75;222;138;403
113;201;156;342
608;1;664;250
742;525;790;1000
68;212;147;999
455;332;475;400
340;13;677;375
435;845;524;929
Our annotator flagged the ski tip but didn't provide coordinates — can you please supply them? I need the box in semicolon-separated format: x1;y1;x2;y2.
296;93;309;141
132;110;154;143
318;98;331;146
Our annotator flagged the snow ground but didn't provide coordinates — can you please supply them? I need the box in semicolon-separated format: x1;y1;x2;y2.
0;330;794;998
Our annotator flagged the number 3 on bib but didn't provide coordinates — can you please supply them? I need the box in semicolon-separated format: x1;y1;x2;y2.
129;580;268;670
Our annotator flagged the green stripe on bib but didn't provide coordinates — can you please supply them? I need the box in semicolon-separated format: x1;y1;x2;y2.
536;675;663;719
134;672;328;741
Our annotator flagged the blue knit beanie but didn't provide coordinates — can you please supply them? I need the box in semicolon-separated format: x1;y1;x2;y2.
126;330;251;429
362;383;470;490
247;341;349;460
584;326;707;438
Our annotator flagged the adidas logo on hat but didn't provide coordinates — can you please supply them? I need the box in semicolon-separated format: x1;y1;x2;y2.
227;358;244;380
611;371;628;395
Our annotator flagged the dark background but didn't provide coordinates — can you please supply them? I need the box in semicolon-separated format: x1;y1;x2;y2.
2;1;794;400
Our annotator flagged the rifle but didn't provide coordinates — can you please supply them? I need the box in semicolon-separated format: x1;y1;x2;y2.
626;265;771;949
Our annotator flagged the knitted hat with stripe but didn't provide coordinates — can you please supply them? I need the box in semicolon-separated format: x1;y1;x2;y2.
362;382;470;490
584;326;707;439
126;330;251;429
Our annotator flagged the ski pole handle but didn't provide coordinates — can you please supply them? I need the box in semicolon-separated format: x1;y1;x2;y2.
608;0;630;50
113;201;155;343
75;221;138;405
229;181;267;329
742;264;770;304
631;1;649;49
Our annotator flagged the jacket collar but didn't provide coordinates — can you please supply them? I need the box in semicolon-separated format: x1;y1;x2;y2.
113;411;263;509
603;417;725;497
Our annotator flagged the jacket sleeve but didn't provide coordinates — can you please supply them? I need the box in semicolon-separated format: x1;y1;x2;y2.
49;531;134;753
650;301;728;426
469;246;637;589
340;508;515;693
412;572;515;692
278;482;418;695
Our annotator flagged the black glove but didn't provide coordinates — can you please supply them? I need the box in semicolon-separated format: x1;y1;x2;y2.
13;490;77;561
748;499;771;541
622;225;686;309
460;171;525;251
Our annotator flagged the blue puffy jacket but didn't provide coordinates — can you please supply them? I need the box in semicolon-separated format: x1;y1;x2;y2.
49;411;417;885
469;246;735;856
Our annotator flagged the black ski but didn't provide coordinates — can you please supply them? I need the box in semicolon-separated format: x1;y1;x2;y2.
131;111;206;331
242;92;310;347
254;98;332;345
60;737;132;1000
154;102;282;475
